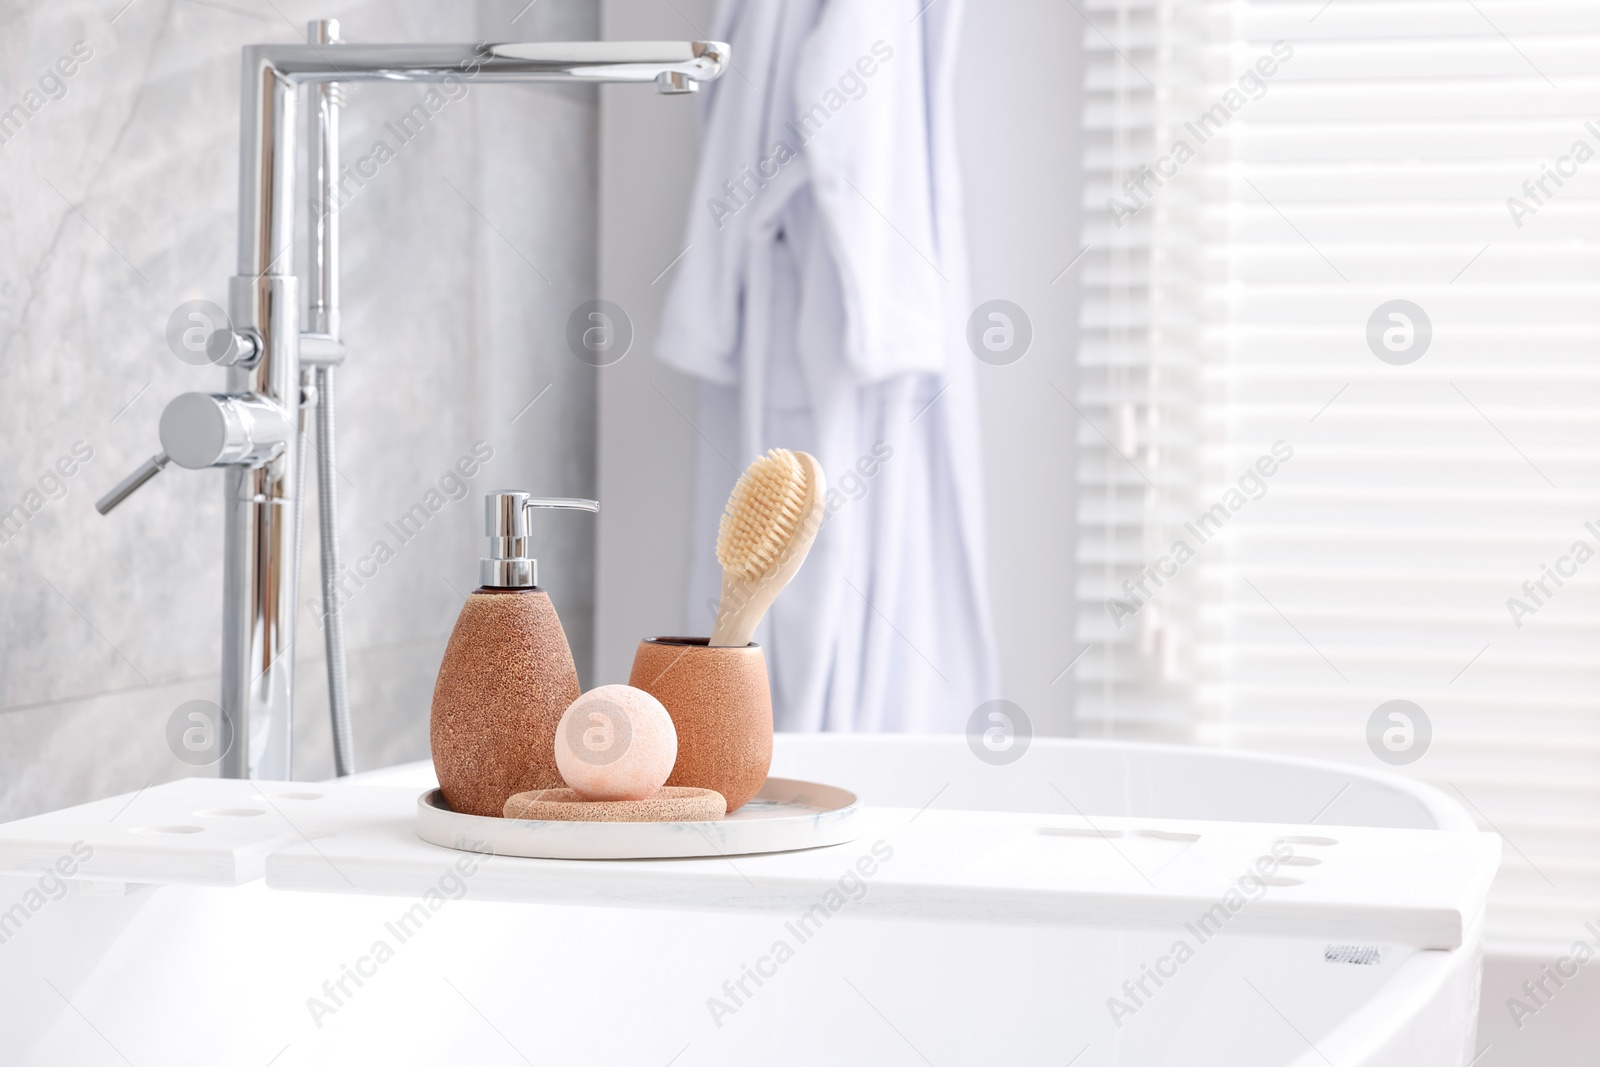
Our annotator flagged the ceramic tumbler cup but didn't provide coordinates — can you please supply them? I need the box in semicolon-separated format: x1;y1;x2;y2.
628;637;772;813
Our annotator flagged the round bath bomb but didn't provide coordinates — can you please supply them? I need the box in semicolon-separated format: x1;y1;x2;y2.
553;685;678;801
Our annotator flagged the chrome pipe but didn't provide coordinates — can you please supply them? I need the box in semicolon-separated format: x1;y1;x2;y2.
222;57;300;779
305;17;355;777
306;20;341;340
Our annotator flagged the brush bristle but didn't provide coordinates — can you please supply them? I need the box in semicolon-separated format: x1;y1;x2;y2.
717;449;810;581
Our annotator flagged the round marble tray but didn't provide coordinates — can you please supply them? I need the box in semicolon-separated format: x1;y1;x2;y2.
415;777;861;860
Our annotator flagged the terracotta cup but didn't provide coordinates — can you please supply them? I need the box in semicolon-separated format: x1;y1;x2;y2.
628;637;772;812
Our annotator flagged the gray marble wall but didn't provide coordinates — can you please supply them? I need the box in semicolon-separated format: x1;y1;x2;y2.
0;0;601;819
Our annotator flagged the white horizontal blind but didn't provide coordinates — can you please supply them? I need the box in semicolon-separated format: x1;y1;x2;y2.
1080;0;1600;952
1076;0;1207;733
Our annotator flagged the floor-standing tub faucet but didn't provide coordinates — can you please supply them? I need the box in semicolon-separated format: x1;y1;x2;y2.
95;27;728;780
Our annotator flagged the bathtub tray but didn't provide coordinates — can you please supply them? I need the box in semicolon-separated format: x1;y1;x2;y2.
0;775;1500;949
269;792;1499;950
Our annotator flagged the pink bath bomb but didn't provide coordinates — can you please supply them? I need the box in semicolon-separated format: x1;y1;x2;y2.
553;685;678;802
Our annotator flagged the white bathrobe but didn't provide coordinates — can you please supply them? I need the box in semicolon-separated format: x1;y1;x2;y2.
656;0;999;733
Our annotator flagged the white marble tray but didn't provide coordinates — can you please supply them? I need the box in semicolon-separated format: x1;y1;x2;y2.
415;777;862;859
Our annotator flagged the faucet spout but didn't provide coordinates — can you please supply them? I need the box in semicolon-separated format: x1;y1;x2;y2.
244;39;728;86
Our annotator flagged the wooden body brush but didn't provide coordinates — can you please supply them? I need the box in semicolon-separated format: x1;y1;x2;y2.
710;449;827;647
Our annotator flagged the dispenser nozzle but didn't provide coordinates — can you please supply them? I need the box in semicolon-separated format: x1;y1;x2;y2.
480;491;598;588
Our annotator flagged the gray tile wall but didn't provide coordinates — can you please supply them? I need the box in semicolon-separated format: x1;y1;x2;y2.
0;0;601;819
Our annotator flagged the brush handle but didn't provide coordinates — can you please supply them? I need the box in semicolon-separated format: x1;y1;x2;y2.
710;452;827;647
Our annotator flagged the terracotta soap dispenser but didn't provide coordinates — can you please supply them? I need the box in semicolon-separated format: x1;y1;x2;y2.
431;491;598;817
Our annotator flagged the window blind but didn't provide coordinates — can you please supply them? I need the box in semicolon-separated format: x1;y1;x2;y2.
1078;0;1600;953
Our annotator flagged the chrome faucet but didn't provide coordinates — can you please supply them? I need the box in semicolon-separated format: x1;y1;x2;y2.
96;24;728;780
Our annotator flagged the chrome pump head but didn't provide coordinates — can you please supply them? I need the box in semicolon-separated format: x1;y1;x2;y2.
481;492;598;589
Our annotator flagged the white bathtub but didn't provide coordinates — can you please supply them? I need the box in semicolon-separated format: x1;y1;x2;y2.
0;735;1487;1066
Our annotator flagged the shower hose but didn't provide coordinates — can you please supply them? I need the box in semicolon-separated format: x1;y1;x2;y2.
295;366;356;776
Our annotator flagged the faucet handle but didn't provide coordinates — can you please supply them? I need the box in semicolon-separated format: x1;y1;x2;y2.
98;392;297;516
206;327;260;367
159;393;292;470
96;452;172;515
